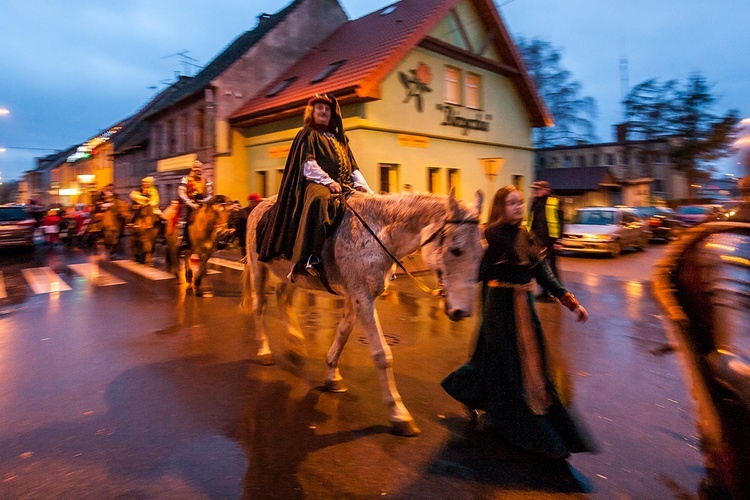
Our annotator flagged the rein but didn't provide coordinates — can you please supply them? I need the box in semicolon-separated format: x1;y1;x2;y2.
341;195;479;295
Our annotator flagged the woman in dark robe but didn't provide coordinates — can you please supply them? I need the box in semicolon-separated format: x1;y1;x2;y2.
441;185;596;460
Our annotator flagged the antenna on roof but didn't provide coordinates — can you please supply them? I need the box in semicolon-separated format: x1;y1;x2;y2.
162;51;201;77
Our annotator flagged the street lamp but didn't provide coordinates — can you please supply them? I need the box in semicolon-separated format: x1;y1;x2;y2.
0;108;9;116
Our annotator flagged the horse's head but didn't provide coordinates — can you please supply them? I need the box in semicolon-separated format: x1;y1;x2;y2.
420;188;484;321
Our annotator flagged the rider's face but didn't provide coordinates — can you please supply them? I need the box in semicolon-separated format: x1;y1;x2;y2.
191;166;202;178
312;103;331;127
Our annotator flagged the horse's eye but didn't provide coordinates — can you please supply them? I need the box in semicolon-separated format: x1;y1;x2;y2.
449;247;463;257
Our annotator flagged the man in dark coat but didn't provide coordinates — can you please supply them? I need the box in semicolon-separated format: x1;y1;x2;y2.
528;180;565;301
256;94;372;280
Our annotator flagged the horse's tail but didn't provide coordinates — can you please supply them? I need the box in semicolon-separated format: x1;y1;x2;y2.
240;258;253;313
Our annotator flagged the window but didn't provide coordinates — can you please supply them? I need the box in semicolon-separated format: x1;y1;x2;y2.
151;124;162;159
654;152;664;164
266;77;298;97
257;171;267;198
447;168;460;197
465;73;481;109
537;157;546;169
606;153;614;166
166;119;176;155
512;175;523;191
276;169;284;193
311;60;347;84
179;114;188;152
638;151;648;164
621;152;630;165
195;108;205;149
592;154;600;166
653;179;665;192
428;167;441;193
444;66;460;104
564;156;572;168
379;163;399;194
578;155;586;168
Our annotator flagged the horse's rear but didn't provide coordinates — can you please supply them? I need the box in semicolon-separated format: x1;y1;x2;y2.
184;198;232;296
130;204;159;265
99;199;130;258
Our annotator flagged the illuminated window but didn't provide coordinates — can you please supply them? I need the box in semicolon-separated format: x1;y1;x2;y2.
428;167;441;193
257;171;267;198
311;60;347;84
444;66;460;105
465;73;481;109
276;169;284;193
379;163;399;193
448;168;460;197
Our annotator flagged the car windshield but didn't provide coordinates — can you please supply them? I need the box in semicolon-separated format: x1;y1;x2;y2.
576;210;616;225
677;206;707;215
0;208;29;221
634;206;659;218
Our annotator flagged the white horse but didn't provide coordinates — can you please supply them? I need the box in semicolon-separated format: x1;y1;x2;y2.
242;189;484;436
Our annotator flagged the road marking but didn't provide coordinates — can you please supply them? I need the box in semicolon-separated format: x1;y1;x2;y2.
180;260;221;275
0;272;7;299
208;257;245;271
111;260;175;280
68;263;126;286
21;267;72;294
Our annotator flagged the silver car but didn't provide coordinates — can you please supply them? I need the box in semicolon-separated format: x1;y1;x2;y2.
561;207;650;258
0;205;37;249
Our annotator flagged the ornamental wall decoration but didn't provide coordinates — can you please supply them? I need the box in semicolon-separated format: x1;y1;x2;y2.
398;62;433;112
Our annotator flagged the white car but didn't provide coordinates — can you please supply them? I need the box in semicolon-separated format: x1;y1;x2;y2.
561;207;649;258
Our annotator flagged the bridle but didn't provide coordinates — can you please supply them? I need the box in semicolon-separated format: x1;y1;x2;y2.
342;195;479;295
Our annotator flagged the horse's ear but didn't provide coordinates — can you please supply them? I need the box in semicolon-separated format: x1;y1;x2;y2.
474;189;484;215
447;186;459;213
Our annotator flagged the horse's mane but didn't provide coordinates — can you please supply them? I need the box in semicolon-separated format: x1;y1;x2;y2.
346;191;472;230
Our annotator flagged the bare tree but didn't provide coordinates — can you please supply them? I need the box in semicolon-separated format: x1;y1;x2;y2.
515;36;598;148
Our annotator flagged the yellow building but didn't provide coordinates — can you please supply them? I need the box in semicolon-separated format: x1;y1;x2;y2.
229;0;550;220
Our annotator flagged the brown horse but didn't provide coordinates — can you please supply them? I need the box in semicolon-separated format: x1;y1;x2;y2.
129;204;160;266
242;189;484;436
95;199;131;258
184;196;233;296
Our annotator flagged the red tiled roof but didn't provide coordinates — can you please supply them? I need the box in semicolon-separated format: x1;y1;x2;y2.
229;0;550;127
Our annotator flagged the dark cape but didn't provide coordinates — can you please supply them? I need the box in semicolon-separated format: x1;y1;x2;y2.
441;223;597;459
256;95;357;263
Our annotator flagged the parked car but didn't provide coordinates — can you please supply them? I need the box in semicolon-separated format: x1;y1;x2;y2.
0;205;37;249
676;204;726;226
634;206;684;241
561;207;649;258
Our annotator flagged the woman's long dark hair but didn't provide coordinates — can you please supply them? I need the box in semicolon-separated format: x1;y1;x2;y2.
485;185;543;265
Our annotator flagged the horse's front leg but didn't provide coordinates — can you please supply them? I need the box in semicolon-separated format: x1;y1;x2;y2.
278;282;307;360
324;298;356;393
183;249;193;286
194;250;211;297
355;297;420;436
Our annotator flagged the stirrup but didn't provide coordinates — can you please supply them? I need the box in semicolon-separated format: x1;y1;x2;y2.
305;255;320;277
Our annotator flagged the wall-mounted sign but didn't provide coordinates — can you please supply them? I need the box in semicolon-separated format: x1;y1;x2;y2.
157;153;197;172
269;144;291;159
397;134;430;148
436;104;491;135
399;62;433;112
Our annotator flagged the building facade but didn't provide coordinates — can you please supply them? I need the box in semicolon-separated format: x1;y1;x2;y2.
229;0;549;220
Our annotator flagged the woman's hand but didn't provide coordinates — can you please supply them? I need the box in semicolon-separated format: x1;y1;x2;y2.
573;305;588;323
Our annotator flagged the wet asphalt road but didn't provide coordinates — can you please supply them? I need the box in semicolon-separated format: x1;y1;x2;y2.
0;243;703;498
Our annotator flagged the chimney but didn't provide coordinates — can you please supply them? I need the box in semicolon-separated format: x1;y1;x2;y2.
614;122;630;143
257;13;271;27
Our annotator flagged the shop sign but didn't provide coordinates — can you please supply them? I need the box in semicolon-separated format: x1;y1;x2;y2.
397;135;430;148
269;145;291;159
157;153;197;172
436;104;491;135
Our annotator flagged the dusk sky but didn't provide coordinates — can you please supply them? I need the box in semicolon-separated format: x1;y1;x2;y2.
1;0;748;182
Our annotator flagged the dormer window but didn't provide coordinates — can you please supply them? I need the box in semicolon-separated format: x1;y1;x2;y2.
380;4;397;15
311;60;347;84
266;77;298;97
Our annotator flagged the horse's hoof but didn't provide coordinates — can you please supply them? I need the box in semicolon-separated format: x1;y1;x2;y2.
391;419;421;437
256;353;274;365
324;379;348;393
196;289;213;298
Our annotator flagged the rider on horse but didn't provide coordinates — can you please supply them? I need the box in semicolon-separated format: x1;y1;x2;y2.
87;183;116;233
256;93;373;282
129;176;161;214
178;160;213;250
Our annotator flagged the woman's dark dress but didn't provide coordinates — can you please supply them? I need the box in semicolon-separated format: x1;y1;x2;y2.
441;223;596;459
